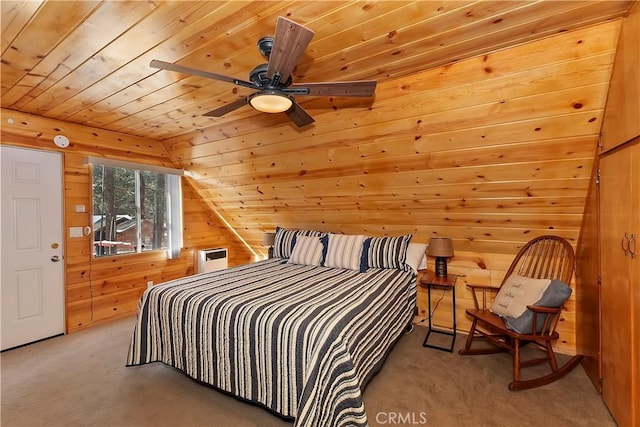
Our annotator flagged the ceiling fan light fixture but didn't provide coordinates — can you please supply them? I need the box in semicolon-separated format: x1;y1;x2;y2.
249;91;293;113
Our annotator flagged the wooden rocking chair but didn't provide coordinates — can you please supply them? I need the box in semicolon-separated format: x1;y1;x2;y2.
459;235;583;390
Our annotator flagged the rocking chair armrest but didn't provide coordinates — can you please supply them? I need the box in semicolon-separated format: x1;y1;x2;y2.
526;305;563;336
466;283;500;309
526;305;562;314
466;283;499;291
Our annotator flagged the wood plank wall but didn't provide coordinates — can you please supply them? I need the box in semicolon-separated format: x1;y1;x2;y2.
0;110;253;332
0;19;623;353
161;21;622;354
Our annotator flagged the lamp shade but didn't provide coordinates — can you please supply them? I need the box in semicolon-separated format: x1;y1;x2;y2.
262;232;276;246
249;92;293;113
426;237;454;257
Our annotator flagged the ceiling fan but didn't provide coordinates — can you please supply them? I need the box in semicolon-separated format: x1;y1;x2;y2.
150;16;377;127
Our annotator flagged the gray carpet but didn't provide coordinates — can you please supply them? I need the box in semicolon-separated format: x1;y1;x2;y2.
1;317;615;427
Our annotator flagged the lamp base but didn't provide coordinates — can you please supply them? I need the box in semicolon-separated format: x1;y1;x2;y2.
435;257;448;277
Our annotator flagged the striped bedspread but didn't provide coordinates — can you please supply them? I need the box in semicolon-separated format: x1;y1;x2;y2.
127;258;416;426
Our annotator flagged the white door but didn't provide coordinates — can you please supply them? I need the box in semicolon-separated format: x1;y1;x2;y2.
1;146;65;350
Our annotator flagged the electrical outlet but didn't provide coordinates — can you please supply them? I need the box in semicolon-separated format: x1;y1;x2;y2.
146;281;153;289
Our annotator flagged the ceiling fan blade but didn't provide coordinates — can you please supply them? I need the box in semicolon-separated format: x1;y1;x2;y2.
203;97;249;117
150;60;256;89
290;80;377;97
285;101;315;127
267;17;315;84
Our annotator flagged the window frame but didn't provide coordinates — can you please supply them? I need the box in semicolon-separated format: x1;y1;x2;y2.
88;157;183;259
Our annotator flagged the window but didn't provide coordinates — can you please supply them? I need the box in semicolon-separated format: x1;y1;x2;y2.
90;159;183;259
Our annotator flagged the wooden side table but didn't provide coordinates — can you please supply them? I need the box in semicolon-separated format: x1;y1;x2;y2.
419;270;458;352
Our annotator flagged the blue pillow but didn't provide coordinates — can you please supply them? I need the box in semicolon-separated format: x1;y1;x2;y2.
504;279;572;334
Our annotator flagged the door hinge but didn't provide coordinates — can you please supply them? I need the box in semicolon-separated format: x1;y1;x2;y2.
597;276;602;286
595;168;600;187
598;133;605;151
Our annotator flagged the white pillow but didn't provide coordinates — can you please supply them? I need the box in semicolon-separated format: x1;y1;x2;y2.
324;233;367;271
490;274;552;318
288;235;324;266
405;243;428;273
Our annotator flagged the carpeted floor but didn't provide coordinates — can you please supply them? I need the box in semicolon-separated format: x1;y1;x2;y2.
1;316;615;427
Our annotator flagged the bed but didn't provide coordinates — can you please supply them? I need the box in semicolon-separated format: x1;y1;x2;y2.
127;230;423;427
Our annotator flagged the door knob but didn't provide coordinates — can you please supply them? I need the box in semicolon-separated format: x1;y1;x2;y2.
51;255;61;262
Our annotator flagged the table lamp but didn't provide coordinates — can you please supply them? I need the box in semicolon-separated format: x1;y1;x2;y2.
262;232;275;258
427;237;455;277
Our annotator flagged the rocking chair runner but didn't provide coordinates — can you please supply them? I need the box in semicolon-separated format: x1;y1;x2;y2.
459;235;583;390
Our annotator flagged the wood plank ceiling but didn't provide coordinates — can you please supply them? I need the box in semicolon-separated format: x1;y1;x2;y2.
1;1;631;138
1;0;635;257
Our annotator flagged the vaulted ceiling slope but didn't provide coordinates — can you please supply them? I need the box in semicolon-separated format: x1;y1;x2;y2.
1;1;635;256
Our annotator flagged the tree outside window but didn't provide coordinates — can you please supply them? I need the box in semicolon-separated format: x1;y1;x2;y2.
92;165;168;257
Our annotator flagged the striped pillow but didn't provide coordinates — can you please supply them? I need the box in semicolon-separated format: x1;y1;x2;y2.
324;233;367;271
273;227;326;258
288;235;327;266
273;227;297;258
363;234;413;271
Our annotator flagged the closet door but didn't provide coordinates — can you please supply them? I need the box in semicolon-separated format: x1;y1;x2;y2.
600;140;639;427
631;143;640;427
